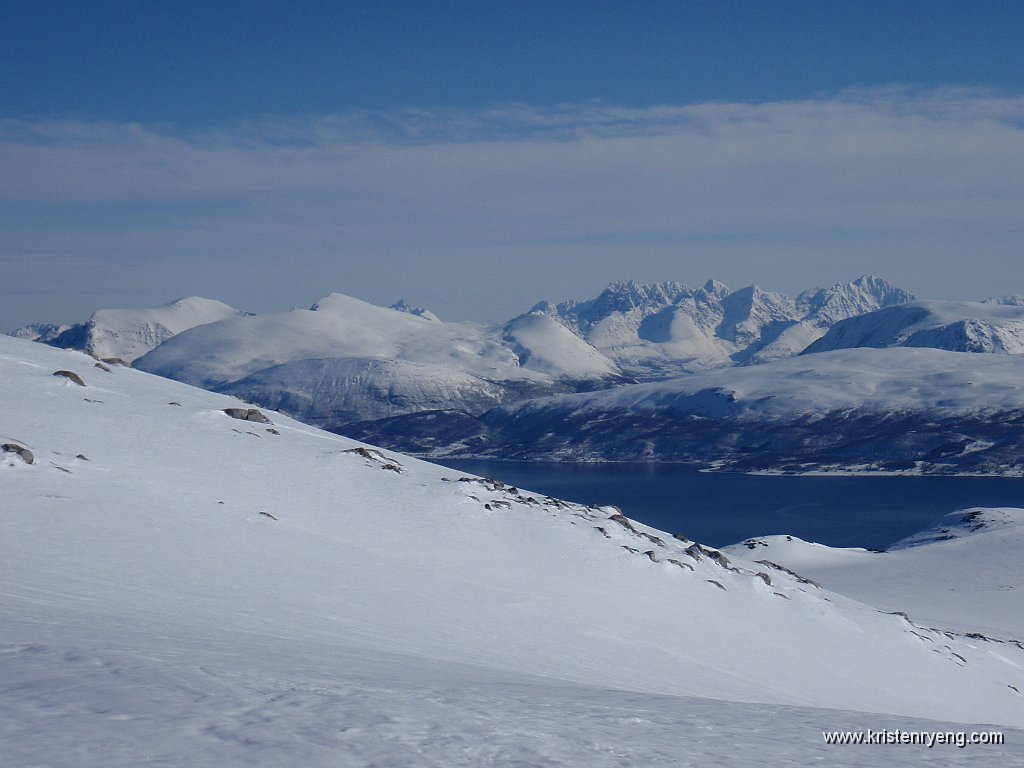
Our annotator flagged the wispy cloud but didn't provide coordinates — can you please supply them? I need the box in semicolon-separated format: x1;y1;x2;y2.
1;87;1023;327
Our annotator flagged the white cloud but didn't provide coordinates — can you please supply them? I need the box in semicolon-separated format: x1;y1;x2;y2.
1;87;1023;326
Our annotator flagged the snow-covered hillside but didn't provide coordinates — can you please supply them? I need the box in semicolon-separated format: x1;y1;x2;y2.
725;507;1024;638
532;275;914;377
3;334;1023;766
135;292;628;428
804;299;1024;355
371;347;1024;473
22;296;247;363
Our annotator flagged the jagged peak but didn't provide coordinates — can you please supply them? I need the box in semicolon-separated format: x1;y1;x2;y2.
800;275;914;323
390;299;440;321
701;278;730;296
600;279;691;303
983;295;1024;307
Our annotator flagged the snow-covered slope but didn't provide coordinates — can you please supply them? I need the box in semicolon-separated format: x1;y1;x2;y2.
534;275;914;377
725;507;1024;638
501;310;627;382
390;347;1024;472
39;296;246;363
135;292;627;429
4;333;1024;766
805;300;1024;355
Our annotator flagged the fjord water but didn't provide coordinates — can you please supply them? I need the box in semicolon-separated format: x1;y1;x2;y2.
437;460;1024;550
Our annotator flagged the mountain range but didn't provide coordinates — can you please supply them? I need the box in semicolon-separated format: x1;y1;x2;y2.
11;276;1024;473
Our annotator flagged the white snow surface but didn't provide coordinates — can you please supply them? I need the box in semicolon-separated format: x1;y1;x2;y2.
535;275;914;377
37;296;247;363
501;310;625;379
805;300;1024;355
3;335;1024;765
137;292;623;388
725;507;1024;639
497;346;1024;421
134;292;626;427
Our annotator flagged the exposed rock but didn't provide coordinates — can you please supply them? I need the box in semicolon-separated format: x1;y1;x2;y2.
2;443;34;464
342;446;403;472
52;370;85;386
756;560;821;589
608;513;638;533
223;407;271;424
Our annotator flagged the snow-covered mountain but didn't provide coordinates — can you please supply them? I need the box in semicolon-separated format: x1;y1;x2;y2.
9;278;917;435
367;347;1024;473
3;334;1022;766
19;296;247;363
533;275;914;376
7;322;69;343
135;292;629;428
804;299;1024;355
19;278;1024;467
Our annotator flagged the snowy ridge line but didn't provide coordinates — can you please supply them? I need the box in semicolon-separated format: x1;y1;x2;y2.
438;475;815;600
391;347;1024;473
15;277;1024;475
723;507;1024;641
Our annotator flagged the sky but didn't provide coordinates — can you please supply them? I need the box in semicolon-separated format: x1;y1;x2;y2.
1;0;1023;328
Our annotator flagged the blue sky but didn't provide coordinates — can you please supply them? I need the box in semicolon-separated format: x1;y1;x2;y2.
2;1;1023;327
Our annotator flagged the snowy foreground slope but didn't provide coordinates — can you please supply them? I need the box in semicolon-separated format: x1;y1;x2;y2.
725;507;1024;638
2;335;1023;766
